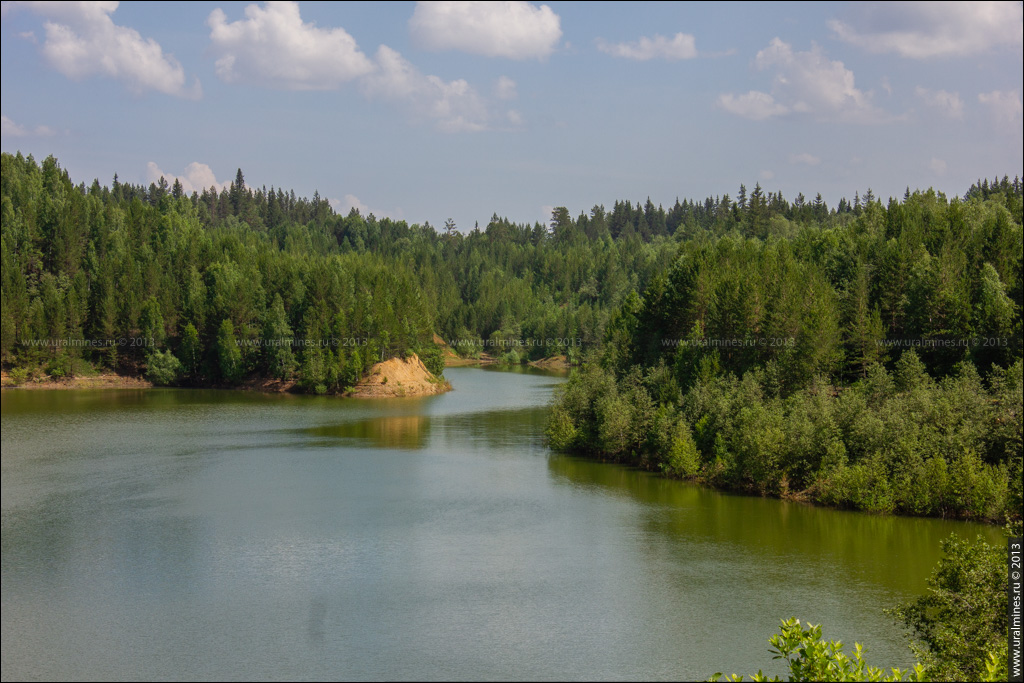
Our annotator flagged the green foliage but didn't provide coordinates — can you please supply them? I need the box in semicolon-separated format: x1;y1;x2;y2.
546;404;579;451
146;349;182;386
139;296;165;347
418;344;446;378
179;322;202;379
45;353;73;379
216;319;243;384
661;417;700;477
263;294;295;380
498;348;523;366
711;618;925;682
713;521;1018;682
887;530;1012;681
1;149;1020;457
552;351;1021;521
0;153;688;390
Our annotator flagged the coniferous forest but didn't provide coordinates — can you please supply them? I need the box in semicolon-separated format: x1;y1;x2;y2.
4;3;1022;681
2;152;1021;523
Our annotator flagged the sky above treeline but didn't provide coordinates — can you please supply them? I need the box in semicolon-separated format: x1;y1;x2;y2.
2;1;1022;231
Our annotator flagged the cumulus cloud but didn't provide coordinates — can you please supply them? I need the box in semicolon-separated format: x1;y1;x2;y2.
789;152;821;166
494;75;517;100
929;158;947;175
207;2;374;89
361;45;489;132
596;33;697;61
202;3;502;132
330;194;371;216
829;1;1023;58
978;89;1023;130
327;194;404;220
718;39;884;123
717;91;789;121
7;1;200;98
409;1;562;60
914;86;964;119
1;114;56;137
146;161;230;195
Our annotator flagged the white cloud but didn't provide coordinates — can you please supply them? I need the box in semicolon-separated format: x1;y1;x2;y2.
719;39;884;123
789;152;821;166
929;158;947;175
978;89;1023;130
506;109;524;126
328;194;404;220
495;75;517;100
8;1;200;98
1;114;55;137
207;2;374;89
596;33;697;61
202;3;498;132
0;116;26;138
539;204;555;225
330;194;370;216
759;170;775;181
829;1;1023;59
717;91;789;121
362;45;489;132
915;86;964;119
147;161;229;195
409;1;562;60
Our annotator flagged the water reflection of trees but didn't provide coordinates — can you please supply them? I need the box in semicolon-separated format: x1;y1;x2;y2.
433;408;550;450
305;415;431;450
546;453;1002;594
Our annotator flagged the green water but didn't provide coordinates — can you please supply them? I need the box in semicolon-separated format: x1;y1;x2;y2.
0;367;1003;680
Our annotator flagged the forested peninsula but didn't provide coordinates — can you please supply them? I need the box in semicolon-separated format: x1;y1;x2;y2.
2;152;1021;521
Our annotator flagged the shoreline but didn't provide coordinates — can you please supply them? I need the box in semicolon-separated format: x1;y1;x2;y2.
1;371;153;390
1;358;570;393
443;354;572;370
2;353;453;399
558;447;1009;527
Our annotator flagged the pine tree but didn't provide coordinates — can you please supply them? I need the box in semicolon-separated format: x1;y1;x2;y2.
216;318;243;384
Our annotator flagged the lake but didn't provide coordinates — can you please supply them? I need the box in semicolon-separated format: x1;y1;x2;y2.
0;367;1003;680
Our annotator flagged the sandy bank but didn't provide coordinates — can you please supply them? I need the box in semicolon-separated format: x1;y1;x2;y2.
348;353;451;398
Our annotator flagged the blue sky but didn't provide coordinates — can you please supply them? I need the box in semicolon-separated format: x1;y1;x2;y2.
2;1;1021;230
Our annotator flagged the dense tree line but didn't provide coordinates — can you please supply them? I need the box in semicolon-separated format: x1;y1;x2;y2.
548;177;1022;522
0;152;681;388
4;155;1021;519
2;155;441;392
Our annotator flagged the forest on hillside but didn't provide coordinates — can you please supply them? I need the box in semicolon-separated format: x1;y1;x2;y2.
547;173;1022;522
2;151;1021;521
1;152;681;389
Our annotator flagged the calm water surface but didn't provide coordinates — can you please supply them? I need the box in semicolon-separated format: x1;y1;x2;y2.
1;367;1002;680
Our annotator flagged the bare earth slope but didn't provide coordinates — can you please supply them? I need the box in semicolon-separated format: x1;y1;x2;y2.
348;353;452;398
